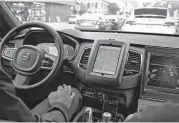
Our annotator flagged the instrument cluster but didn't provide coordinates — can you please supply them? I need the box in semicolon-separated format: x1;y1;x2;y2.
37;43;75;60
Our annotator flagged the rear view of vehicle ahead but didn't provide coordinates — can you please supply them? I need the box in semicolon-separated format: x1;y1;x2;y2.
75;14;112;31
69;15;77;24
122;7;177;34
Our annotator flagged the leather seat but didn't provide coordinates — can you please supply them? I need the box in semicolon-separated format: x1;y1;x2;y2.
31;88;82;117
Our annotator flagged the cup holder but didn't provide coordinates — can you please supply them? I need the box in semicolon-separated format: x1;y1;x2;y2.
72;107;124;122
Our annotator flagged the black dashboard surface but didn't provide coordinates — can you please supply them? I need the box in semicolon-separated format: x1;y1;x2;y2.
5;29;179;91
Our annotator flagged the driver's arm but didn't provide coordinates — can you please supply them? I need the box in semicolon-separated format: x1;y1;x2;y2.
0;84;68;122
40;85;82;122
0;72;81;122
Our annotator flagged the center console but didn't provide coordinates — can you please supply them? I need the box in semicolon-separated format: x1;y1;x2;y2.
75;39;130;122
81;87;126;121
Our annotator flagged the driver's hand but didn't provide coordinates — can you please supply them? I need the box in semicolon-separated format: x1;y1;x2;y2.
48;84;75;108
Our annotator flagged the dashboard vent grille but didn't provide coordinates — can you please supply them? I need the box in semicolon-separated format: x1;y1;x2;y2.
124;51;141;76
79;48;91;70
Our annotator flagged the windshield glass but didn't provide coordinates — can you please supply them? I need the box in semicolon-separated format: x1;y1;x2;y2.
5;0;179;35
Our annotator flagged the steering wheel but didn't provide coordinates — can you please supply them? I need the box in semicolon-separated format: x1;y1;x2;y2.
0;22;64;89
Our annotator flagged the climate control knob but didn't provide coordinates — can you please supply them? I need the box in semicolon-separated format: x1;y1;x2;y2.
97;92;105;100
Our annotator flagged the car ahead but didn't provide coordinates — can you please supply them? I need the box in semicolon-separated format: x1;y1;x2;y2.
122;7;177;34
69;15;78;24
105;15;120;30
75;14;112;31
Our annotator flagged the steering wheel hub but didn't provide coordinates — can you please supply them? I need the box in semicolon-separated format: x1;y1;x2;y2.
12;45;44;74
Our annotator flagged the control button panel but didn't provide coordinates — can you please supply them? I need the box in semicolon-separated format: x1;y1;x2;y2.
3;48;16;59
82;89;126;105
83;91;105;100
105;95;125;105
3;65;15;75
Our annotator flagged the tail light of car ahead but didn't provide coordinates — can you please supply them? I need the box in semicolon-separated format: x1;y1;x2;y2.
164;22;175;27
125;21;135;25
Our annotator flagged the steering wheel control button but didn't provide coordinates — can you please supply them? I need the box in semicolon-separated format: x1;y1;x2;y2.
4;66;15;75
3;48;16;59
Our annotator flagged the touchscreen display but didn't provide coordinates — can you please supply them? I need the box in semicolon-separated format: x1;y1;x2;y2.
146;52;179;89
93;46;121;75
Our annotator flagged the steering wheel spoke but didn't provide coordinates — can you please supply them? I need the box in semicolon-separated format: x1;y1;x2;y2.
2;47;17;61
40;53;56;70
13;73;31;88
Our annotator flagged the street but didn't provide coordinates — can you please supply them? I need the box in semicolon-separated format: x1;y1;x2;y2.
45;22;75;30
45;22;122;31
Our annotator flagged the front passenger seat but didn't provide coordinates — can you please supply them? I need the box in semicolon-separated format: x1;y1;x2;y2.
125;102;179;122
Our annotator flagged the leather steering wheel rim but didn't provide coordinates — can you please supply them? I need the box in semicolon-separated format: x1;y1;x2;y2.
0;22;64;89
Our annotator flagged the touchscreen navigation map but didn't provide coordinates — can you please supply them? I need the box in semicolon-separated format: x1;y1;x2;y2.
147;52;179;89
93;45;121;75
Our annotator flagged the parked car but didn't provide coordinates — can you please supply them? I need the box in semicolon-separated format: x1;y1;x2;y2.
122;7;177;34
75;14;112;31
69;15;78;24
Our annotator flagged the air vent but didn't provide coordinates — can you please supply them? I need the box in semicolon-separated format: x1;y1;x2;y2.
79;48;91;70
124;51;141;76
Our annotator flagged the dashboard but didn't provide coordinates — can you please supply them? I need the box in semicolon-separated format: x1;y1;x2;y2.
7;30;179;91
4;29;179;117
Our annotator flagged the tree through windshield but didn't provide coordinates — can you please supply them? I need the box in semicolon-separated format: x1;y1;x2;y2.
5;0;179;34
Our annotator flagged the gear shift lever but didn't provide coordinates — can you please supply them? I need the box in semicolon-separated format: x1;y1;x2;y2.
83;107;93;122
101;112;112;122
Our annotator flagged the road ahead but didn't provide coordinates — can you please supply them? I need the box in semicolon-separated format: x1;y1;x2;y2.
44;22;121;31
45;22;75;30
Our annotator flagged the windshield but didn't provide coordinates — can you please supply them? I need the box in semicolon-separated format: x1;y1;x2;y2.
5;0;179;35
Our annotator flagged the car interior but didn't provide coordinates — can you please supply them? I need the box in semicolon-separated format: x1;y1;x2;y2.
1;1;179;122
